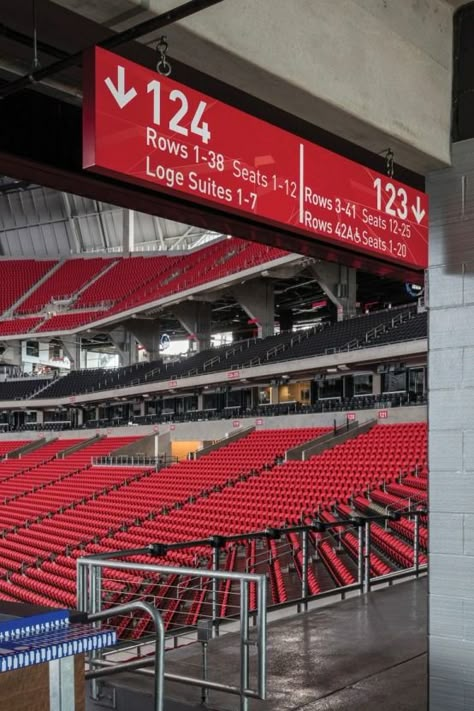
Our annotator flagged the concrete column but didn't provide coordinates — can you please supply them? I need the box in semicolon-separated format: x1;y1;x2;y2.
123;209;135;253
233;281;274;338
2;343;21;371
108;326;133;367
122;318;161;361
197;393;204;411
59;337;81;370
372;373;382;396
270;385;279;405
173;301;212;352
310;262;357;320
427;139;474;711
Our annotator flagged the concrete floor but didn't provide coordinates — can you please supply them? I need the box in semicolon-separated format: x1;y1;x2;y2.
88;578;427;711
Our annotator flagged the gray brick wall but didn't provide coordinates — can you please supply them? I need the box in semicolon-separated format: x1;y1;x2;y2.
428;139;474;710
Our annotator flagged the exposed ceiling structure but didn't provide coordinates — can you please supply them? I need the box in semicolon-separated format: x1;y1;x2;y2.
0;178;417;321
0;180;218;256
0;1;228;256
0;0;224;105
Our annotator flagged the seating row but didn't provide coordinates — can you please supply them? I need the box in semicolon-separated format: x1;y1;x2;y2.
0;424;428;635
0;239;287;334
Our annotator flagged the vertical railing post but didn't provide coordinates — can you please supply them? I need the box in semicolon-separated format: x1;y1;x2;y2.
201;641;209;704
76;559;89;612
240;578;250;711
357;523;364;592
91;563;103;702
414;514;420;577
197;620;212;706
364;520;371;594
210;536;222;638
256;575;267;701
301;529;309;612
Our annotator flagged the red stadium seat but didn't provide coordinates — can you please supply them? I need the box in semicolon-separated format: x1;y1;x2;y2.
0;423;428;637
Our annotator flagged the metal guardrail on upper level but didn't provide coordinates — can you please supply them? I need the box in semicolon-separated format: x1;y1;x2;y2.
324;304;419;356
91;454;178;468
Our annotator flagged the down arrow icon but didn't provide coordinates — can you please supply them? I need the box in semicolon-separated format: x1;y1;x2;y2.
411;197;426;225
105;66;137;109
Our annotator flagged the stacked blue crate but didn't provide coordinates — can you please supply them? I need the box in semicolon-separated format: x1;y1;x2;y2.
0;602;116;672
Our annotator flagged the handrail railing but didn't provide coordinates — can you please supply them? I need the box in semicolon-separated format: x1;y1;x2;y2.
91;454;177;468
144;366;163;382
202;354;221;370
82;505;427;617
83;600;165;711
285;418;367;461
95;506;425;557
265;341;287;359
75;487;426;709
77;559;267;711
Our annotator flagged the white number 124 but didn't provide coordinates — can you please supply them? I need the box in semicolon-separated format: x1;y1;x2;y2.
147;80;211;144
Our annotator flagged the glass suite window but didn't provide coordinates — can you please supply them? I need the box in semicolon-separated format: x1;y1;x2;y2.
353;374;373;396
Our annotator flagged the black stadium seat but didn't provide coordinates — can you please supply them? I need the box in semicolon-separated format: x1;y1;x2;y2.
27;305;425;401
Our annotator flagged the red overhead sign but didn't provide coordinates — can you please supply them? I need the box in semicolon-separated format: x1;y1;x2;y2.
83;47;428;270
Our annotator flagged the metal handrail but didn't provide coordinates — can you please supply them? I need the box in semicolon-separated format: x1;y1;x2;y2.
77;501;427;708
203;354;221;370
86;601;165;711
92;505;428;556
91;454;177;467
77;559;267;711
83;505;426;568
265;341;287;358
